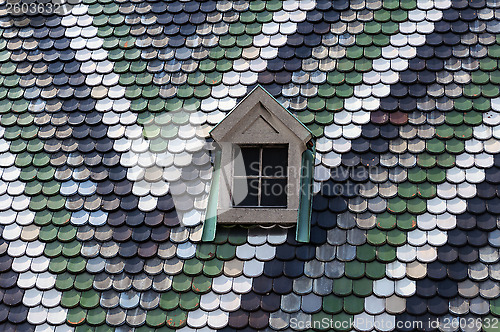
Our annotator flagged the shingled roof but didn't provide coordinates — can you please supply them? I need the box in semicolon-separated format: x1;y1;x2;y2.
1;0;500;330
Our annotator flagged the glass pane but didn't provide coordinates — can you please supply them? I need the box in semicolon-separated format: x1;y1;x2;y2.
261;178;287;207
234;147;260;177
233;178;259;207
262;147;287;177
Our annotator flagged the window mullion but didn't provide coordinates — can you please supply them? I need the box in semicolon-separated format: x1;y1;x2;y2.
258;147;263;207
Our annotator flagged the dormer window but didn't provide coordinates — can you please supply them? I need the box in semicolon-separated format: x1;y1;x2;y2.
205;86;313;226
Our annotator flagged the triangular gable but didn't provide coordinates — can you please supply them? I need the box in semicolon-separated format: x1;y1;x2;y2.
242;115;279;135
210;85;312;144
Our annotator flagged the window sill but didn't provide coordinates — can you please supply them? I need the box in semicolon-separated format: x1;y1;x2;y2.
216;208;298;224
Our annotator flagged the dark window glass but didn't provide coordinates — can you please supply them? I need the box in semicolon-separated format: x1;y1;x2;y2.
232;145;288;208
261;178;287;206
262;148;288;176
232;178;259;207
234;147;260;176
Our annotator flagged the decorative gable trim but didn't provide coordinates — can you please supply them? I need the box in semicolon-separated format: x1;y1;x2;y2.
210;85;312;144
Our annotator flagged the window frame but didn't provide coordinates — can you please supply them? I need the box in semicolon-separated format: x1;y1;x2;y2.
231;144;288;208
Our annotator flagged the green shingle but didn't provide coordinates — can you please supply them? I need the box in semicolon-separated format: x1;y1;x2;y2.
333;277;352;296
407;198;427;214
160;292;180;311
66;308;87;326
172;274;192;292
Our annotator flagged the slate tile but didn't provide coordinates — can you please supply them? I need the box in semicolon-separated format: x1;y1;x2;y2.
0;272;18;289
240;292;260;312
275;244;295;261
296;245;316;261
228;309;248;329
7;305;28;324
252;276;272;295
248;310;269;329
280;293;301;313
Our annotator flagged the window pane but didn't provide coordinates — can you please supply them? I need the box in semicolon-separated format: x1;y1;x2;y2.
234;147;260;177
262;147;287;177
233;178;259;207
261;179;287;207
